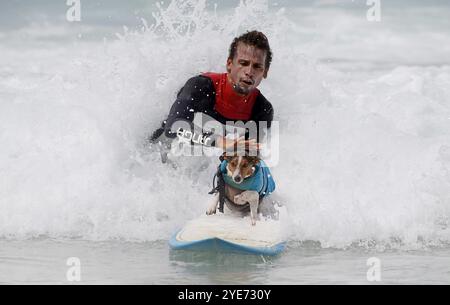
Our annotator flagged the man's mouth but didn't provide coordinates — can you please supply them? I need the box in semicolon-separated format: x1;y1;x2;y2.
240;79;253;86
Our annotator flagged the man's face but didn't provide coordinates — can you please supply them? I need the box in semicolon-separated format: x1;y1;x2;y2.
227;42;268;96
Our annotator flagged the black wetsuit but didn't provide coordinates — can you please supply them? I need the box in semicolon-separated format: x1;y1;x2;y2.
150;74;274;146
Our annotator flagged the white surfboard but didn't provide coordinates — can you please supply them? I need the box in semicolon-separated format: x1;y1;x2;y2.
169;212;288;256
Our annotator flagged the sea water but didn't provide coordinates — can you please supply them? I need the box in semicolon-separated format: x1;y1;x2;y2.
0;0;449;284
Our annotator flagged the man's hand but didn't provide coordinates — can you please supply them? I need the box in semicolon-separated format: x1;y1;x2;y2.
215;135;261;151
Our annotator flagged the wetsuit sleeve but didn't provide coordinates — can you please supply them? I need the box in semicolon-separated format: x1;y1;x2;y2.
248;94;274;143
163;75;218;146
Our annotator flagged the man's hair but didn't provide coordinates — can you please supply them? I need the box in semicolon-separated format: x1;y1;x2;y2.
228;31;273;70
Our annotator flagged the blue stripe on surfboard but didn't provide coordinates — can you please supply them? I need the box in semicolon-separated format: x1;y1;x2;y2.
169;230;286;256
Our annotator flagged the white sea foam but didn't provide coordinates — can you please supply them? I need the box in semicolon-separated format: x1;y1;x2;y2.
0;0;449;249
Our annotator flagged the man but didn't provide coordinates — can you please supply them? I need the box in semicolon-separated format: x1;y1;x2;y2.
150;30;274;157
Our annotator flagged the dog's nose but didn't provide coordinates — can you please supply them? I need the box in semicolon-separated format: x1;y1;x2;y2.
234;176;242;183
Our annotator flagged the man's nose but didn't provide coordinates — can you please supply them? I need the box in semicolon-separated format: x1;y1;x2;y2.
244;65;254;77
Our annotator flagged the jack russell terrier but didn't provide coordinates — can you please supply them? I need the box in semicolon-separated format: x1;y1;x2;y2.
206;151;276;226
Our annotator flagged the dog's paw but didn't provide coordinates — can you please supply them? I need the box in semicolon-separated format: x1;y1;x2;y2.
206;207;216;215
249;212;260;226
206;203;217;215
206;209;216;215
249;200;259;226
206;194;219;215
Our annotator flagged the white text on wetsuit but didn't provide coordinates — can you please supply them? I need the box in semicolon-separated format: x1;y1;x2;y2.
177;128;212;146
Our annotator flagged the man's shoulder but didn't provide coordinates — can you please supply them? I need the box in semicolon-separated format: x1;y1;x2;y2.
254;91;274;113
185;74;214;87
179;74;215;97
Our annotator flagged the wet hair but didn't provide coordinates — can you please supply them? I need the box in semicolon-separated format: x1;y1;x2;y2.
228;31;273;70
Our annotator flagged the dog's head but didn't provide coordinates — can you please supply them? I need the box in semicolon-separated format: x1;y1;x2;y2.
221;152;261;184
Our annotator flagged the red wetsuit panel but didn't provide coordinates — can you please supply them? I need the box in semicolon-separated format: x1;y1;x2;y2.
202;72;259;121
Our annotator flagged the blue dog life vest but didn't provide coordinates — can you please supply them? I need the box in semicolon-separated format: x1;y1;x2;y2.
219;159;276;197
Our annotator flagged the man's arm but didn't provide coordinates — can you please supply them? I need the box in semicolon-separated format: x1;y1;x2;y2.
163;75;214;140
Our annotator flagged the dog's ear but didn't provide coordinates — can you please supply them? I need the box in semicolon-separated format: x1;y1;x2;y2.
247;156;261;166
220;152;233;162
223;155;234;162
